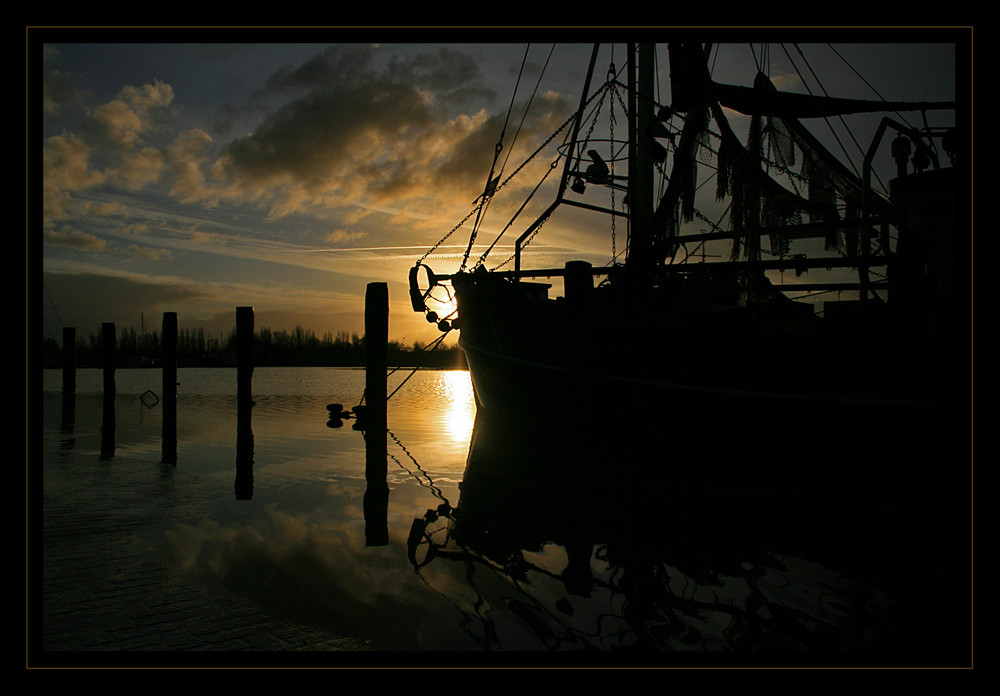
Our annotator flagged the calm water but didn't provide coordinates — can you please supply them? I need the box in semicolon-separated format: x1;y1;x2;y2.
38;366;967;664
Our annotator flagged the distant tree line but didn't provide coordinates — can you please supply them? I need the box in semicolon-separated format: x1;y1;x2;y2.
41;325;466;369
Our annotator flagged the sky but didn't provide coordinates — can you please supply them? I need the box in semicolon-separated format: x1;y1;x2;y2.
32;28;964;348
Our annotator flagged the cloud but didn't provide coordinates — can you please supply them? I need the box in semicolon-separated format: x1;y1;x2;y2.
42;269;212;333
214;44;573;223
44;226;107;251
42;66;79;118
325;228;367;244
42;79;179;229
107;147;166;190
164;128;216;204
41;44;579;253
80;80;175;151
43;133;104;193
42;134;105;224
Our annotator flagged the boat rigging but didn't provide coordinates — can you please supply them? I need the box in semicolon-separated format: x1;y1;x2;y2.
408;40;961;443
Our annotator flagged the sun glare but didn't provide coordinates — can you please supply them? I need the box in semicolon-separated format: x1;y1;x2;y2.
427;287;459;321
440;369;476;443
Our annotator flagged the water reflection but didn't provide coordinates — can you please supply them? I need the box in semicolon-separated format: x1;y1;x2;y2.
402;410;962;656
438;369;476;445
39;367;966;659
235;396;254;500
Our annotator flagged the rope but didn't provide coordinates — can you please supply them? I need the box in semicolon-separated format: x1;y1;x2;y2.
355;325;453;408
386;330;452;401
498;44;556;183
387;429;451;505
461;45;533;270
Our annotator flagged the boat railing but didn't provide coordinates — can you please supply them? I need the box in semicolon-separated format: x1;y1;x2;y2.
434;254;889;296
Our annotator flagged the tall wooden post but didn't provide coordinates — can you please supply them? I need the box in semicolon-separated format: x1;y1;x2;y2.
235;307;255;500
364;282;389;545
161;312;178;465
365;283;388;478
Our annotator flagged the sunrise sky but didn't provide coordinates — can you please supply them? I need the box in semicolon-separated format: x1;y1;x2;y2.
33;28;963;347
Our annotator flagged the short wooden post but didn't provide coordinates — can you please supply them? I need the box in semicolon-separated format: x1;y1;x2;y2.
161;312;178;465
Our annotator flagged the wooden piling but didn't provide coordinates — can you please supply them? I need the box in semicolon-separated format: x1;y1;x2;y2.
62;327;76;395
236;307;254;408
61;327;76;427
102;322;116;398
101;322;116;459
364;282;389;544
235;409;254;500
235;307;255;499
162;312;177;400
161;312;178;465
364;485;389;547
365;283;388;470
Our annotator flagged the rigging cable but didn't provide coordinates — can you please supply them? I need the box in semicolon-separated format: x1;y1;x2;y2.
461;44;533;271
782;43;863;183
825;42;944;181
472;44;558;267
498;44;556;183
475;85;608;270
826;43;918;132
385;330;452;402
43;282;66;341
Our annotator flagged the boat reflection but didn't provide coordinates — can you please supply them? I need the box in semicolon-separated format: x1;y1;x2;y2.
404;410;961;656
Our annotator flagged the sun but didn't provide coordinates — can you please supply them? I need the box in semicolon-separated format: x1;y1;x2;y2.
427;287;459;321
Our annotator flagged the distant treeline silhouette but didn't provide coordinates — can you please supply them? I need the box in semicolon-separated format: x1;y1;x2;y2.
42;325;466;369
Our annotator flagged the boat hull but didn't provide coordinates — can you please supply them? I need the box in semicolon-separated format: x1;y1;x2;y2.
452;270;956;500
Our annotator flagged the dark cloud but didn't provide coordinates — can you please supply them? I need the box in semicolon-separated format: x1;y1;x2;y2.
222;79;437;187
262;44;382;95
215;44;549;215
43;271;214;336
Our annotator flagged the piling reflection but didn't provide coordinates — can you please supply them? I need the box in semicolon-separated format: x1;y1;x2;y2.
161;312;178;466
235;397;254;500
100;389;115;460
161;393;177;465
403;411;958;655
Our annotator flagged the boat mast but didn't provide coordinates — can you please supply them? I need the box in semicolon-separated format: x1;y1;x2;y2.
626;43;656;269
514;44;600;276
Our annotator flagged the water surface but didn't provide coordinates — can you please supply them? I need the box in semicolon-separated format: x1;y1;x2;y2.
39;366;967;664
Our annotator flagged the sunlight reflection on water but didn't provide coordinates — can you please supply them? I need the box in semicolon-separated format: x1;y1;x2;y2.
42;366;476;477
